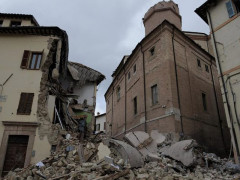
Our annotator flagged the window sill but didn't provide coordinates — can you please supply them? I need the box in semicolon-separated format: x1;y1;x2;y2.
17;113;31;115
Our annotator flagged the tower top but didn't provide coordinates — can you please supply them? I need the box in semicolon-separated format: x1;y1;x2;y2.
143;1;182;36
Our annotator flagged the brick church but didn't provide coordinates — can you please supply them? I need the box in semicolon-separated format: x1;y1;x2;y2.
105;1;230;156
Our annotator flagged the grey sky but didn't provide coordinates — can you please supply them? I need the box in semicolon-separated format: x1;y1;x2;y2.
0;0;209;114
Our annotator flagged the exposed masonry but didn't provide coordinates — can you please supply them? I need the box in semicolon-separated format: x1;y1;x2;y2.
37;38;60;144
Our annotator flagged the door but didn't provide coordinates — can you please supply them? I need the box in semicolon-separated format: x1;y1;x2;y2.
2;135;29;177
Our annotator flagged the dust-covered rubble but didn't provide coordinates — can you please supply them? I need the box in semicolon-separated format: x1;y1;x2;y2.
3;131;240;180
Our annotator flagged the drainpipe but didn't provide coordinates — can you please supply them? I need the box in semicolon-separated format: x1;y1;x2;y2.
207;10;240;158
210;59;227;154
172;27;184;135
140;43;147;133
124;67;127;134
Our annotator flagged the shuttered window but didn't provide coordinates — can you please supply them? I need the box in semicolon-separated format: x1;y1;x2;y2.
17;93;34;115
20;51;43;70
20;50;30;69
226;1;235;18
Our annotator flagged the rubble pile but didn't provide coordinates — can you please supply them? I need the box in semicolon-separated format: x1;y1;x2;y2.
4;131;240;180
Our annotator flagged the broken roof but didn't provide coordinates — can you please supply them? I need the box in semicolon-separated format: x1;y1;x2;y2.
0;12;39;26
195;0;217;24
67;61;105;86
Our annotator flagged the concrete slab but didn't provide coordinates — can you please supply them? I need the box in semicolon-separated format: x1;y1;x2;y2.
103;139;144;168
162;139;197;167
125;130;166;160
124;132;141;147
150;130;166;144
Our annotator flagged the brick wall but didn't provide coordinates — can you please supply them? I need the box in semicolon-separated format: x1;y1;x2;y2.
105;21;230;156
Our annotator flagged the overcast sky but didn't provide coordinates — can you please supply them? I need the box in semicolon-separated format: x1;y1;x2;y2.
0;0;209;114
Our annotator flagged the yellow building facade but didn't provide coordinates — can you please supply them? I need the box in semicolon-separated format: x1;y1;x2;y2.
0;13;68;176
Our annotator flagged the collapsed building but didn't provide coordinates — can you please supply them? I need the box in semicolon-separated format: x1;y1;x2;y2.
105;1;231;157
3;130;240;180
0;13;104;177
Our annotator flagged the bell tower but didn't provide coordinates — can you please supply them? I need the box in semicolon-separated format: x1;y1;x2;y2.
143;0;182;36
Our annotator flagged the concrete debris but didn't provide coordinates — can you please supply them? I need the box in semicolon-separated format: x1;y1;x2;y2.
224;161;240;174
97;142;111;160
103;139;144;168
3;131;240;180
161;139;199;167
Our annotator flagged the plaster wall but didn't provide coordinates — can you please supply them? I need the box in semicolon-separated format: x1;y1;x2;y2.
207;2;240;152
95;115;106;132
209;0;235;29
213;18;240;72
31;131;51;163
74;83;95;106
0;35;59;166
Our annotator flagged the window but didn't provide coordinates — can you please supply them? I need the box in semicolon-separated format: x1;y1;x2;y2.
226;1;235;17
29;53;42;69
197;59;201;67
96;124;100;131
20;50;43;70
10;21;21;27
128;72;131;80
133;64;136;73
205;64;209;73
133;96;137;115
202;93;207;111
0;20;3;27
17;93;34;115
149;47;155;56
151;84;158;105
116;86;120;100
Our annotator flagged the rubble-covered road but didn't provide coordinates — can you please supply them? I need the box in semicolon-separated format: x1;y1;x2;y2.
4;131;240;180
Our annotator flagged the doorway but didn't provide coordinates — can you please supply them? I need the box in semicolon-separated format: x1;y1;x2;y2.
2;135;29;177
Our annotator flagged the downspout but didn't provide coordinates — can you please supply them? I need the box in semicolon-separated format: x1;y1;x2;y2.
124;67;127;134
207;10;240;155
209;59;227;153
140;43;147;132
172;27;184;135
